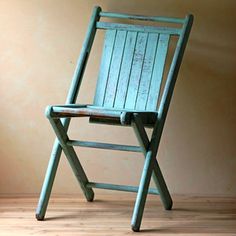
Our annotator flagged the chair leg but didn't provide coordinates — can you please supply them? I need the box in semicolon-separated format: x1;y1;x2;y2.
132;114;173;211
152;160;173;210
36;140;62;220
131;151;154;232
47;115;94;202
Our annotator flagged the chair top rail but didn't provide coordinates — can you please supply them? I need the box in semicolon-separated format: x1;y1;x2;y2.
96;22;181;35
99;11;185;24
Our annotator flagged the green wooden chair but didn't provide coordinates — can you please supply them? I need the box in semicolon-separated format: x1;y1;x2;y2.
36;6;193;231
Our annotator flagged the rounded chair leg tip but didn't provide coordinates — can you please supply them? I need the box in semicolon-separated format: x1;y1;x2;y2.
131;225;140;232
86;192;95;202
36;213;44;221
165;200;173;210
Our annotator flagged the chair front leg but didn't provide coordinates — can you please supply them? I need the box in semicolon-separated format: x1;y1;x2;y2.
132;114;172;211
36;139;62;220
36;116;70;220
131;150;155;231
46;109;94;201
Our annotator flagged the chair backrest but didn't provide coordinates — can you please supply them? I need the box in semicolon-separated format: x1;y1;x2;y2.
93;11;193;114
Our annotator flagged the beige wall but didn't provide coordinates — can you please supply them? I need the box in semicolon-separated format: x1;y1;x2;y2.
0;0;236;196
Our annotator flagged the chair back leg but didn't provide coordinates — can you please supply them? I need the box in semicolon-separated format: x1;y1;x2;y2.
131;114;172;231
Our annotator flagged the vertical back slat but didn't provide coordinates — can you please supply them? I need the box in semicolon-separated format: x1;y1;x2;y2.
103;30;127;107
124;33;148;110
135;33;159;110
94;30;117;106
114;31;138;109
146;34;170;111
94;29;171;112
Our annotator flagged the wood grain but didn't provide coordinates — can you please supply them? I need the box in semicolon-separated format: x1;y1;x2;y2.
94;29;117;106
0;194;236;235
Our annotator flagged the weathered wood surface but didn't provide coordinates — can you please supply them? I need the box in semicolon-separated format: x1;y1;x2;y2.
36;6;102;220
37;5;194;232
67;140;142;152
99;11;186;23
47;117;94;202
96;22;181;35
94;29;171;111
86;182;159;195
47;105;158;126
2;195;236;235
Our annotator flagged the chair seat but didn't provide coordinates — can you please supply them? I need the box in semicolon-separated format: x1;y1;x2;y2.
46;104;158;126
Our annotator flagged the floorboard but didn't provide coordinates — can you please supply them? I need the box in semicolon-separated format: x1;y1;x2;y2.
0;194;235;235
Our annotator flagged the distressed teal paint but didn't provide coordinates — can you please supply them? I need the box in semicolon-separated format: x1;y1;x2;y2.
35;6;101;220
67;140;142;152
96;22;182;35
94;29;117;105
36;6;193;232
114;31;137;108
86;182;159;195
99;11;185;24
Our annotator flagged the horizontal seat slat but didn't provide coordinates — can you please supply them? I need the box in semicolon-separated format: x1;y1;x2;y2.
46;105;158;126
48;106;121;120
96;22;181;35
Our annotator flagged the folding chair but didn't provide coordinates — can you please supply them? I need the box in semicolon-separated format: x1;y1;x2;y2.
36;6;193;231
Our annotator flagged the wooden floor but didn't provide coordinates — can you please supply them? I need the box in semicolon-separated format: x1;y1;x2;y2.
0;194;235;235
